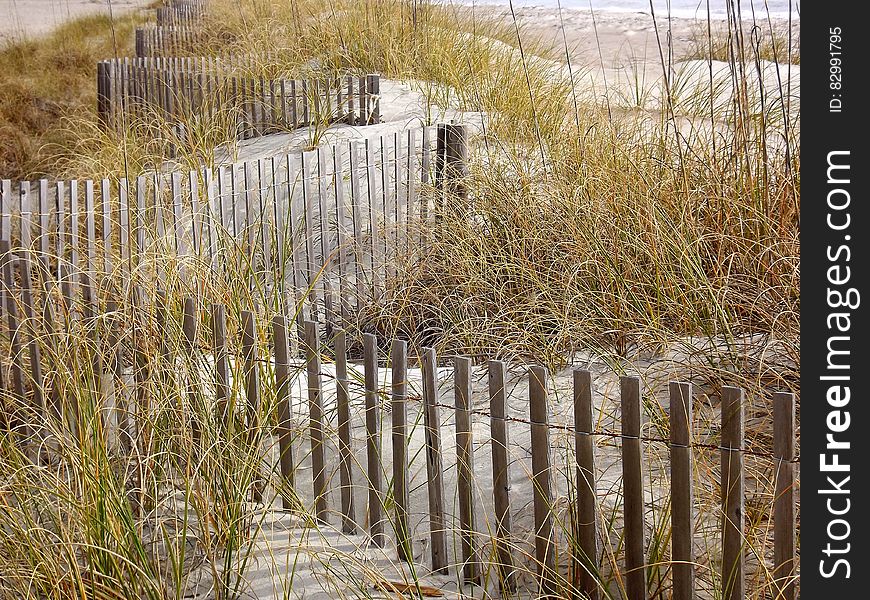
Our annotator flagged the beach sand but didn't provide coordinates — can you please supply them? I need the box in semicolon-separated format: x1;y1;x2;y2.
469;4;792;65
476;4;698;65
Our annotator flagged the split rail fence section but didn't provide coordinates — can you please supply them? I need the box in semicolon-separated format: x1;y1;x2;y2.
0;265;800;600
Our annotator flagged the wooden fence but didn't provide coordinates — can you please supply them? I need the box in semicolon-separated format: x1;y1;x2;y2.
156;0;207;28
134;24;208;58
0;114;797;597
135;1;208;58
0;261;800;599
96;57;381;134
0;124;469;330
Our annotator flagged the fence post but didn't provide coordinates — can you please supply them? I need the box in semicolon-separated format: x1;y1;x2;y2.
333;144;350;325
529;365;557;597
97;62;110;127
181;297;200;446
392;339;412;562
435;124;447;199
68;179;80;304
37;179;50;266
335;331;357;533
135;28;145;58
155;290;172;398
348;141;366;312
211;304;230;428
301;152;319;321
130;285;149;516
669;381;694;600
455;355;479;584
435;122;469;228
20;181;32;252
422;347;448;573
445;123;468;207
773;391;796;600
240;310;264;503
363;332;385;545
100;178;113;277
55;180;66;281
365;74;380;124
46;276;67;424
18;252;46;441
1;179;11;242
304;320;328;522
315;147;334;337
83;180;96;319
620;376;646;600
364;138;381;298
721;386;745;600
107;297;132;455
119;178;130;278
273;314;296;509
488;360;516;592
573;369;600;600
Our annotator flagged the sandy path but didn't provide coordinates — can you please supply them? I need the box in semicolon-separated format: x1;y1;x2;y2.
0;0;151;42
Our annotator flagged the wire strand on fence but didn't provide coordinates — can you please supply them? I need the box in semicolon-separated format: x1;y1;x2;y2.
0;300;800;465
170;339;802;464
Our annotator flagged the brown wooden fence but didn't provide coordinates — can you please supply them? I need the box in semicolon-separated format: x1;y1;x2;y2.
0;119;797;596
156;0;207;28
136;0;207;57
134;24;208;58
96;57;381;133
0;263;800;599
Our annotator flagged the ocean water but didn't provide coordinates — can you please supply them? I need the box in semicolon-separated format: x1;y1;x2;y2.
459;0;800;20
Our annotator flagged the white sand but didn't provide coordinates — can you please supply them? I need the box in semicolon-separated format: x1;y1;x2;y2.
472;4;798;65
214;4;798;165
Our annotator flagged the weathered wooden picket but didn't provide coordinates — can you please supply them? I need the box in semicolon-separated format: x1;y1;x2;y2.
0;255;800;598
97;57;381;134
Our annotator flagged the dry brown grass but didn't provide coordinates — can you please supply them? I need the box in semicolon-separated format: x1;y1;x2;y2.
0;12;144;179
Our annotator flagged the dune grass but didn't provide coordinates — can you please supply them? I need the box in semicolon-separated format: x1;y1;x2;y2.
1;1;799;599
22;0;798;377
0;11;148;179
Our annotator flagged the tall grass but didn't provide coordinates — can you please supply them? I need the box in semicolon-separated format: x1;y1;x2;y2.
0;12;146;179
1;1;798;599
